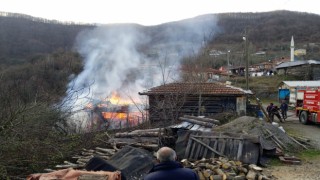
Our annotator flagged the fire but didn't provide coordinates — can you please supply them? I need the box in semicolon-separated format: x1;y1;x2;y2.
108;91;132;105
102;112;128;120
84;91;146;130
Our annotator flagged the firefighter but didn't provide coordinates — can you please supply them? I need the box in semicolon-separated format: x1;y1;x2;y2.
270;105;284;123
266;103;274;119
280;101;288;120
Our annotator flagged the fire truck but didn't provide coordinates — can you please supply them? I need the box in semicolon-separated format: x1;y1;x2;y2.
296;88;320;124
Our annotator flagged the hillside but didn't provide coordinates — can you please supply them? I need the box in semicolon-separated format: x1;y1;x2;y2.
0;12;95;64
1;10;320;66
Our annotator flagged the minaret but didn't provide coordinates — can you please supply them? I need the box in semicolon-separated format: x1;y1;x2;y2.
290;36;294;62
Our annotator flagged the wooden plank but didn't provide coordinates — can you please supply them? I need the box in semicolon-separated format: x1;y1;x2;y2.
183;115;220;124
190;137;224;157
220;139;226;155
184;137;193;158
195;139;202;159
191;135;245;140
212;139;218;158
190;138;197;159
198;137;204;159
202;138;210;158
237;139;244;161
233;139;238;160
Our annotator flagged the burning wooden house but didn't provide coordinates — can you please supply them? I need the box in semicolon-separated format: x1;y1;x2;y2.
139;82;252;122
83;94;146;131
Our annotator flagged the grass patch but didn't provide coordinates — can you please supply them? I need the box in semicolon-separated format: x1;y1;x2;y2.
268;157;283;166
298;149;320;160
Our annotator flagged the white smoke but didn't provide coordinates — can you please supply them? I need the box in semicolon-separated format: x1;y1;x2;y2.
61;15;218;129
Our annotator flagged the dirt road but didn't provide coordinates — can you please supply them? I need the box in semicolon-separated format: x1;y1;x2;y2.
266;110;320;180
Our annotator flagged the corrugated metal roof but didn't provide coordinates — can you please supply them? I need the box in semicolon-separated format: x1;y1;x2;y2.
275;60;320;69
139;82;252;95
170;121;212;131
282;81;320;87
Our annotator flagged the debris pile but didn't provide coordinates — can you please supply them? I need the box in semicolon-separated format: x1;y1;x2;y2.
213;116;307;152
51;147;117;171
35;115;309;179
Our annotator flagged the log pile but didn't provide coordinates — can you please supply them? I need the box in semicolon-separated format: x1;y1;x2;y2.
51;128;175;172
51;147;117;171
182;157;275;180
110;127;175;151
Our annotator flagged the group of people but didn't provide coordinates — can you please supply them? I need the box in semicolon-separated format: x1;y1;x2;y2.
266;101;288;122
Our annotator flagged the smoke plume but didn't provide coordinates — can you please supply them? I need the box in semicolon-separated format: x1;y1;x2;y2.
61;15;218;130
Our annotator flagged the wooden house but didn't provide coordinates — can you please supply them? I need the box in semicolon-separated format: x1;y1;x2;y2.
139;82;252;122
275;60;320;80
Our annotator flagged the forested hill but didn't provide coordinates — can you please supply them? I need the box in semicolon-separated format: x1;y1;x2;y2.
1;10;320;65
0;12;95;64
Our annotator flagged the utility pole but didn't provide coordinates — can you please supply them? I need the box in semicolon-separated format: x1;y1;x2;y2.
227;50;230;69
244;29;249;90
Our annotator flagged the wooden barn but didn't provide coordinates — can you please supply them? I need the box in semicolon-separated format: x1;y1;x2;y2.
139;82;252;122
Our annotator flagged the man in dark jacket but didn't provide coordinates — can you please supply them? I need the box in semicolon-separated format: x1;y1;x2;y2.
266;102;274;119
144;147;199;180
280;101;288;118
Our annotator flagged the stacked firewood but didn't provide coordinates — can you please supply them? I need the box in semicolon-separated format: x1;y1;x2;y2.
49;147;117;171
181;157;274;180
111;127;175;151
50;128;173;172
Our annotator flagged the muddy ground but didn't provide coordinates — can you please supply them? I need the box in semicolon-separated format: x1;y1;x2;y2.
264;110;320;180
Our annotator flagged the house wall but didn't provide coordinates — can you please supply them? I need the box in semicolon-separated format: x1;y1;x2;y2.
148;94;243;122
277;64;320;80
236;96;246;115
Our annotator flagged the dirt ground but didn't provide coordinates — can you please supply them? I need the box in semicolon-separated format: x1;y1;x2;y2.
264;110;320;180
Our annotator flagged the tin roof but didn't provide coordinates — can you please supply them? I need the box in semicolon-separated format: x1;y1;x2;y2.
282;81;320;87
139;82;252;95
275;60;320;69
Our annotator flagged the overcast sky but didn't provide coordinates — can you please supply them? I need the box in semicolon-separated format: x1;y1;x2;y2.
1;0;319;25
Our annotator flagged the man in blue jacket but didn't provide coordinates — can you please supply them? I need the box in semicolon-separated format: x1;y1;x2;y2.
144;147;199;180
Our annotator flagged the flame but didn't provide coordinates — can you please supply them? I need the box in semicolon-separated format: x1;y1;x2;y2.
108;91;132;105
84;91;146;130
102;112;127;120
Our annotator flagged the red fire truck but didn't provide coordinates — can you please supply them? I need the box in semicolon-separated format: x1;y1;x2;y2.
296;88;320;124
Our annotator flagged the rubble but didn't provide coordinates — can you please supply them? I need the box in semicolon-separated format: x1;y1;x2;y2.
213;116;307;152
39;115;311;179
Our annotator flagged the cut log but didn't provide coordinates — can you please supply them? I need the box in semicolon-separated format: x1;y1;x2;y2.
254;96;271;122
78;174;109;180
115;142;158;151
130;128;163;133
112;137;159;144
95;147;116;155
264;129;286;150
115;132;163;138
55;163;81;168
287;135;309;150
213;168;227;180
183;115;220;125
246;170;257;180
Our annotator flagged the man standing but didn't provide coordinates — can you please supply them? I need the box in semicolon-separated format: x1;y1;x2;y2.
280;101;288;120
266;103;274;119
144;147;199;180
